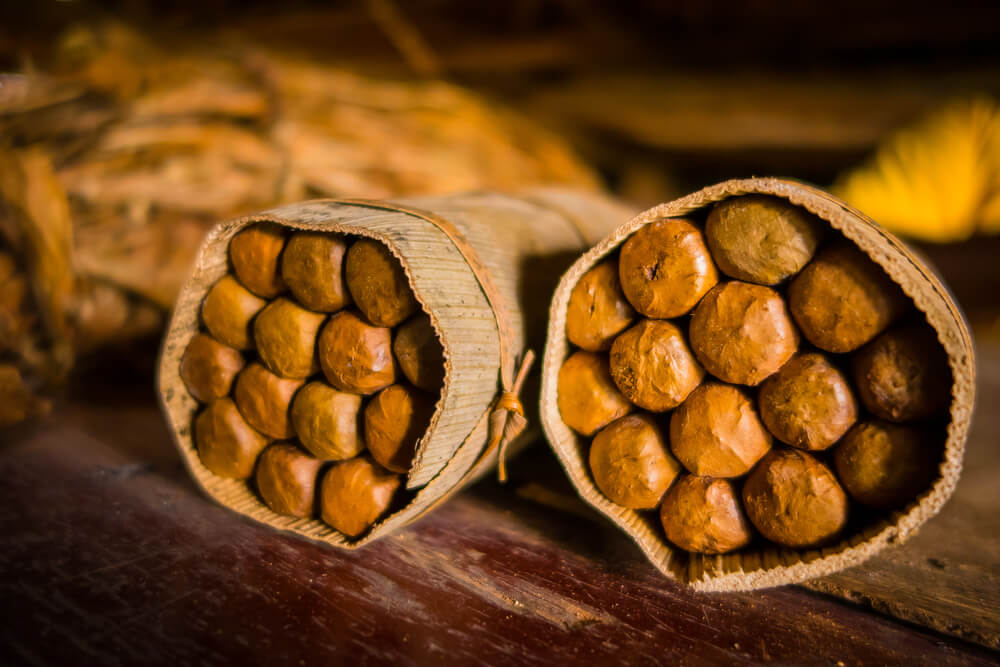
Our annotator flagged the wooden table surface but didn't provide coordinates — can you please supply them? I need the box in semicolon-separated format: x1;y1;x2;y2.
2;275;999;665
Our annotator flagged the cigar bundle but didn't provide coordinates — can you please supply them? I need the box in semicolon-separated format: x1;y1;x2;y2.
159;189;631;546
541;178;974;591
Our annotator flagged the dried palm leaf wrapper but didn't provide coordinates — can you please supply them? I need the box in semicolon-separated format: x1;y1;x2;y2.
541;177;974;591
0;22;599;425
159;189;632;546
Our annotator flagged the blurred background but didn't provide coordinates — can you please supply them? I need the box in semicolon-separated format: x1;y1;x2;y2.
2;0;999;423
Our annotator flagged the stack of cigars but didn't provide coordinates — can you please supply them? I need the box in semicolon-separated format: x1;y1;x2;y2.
557;194;952;554
179;224;444;538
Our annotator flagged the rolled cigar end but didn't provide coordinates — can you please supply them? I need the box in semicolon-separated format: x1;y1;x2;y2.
290;381;365;460
705;195;823;285
233;362;304;439
742;449;848;548
255;442;322;518
557;350;633;436
320;457;400;538
201;275;267;350
689;281;798;386
281;232;352;312
609;319;703;411
669;382;771;477
852;323;951;422
566;259;636;351
834;421;940;510
229;223;288;298
364;384;436;473
789;244;907;353
759;353;858;450
180;333;245;402
253;297;325;379
393;313;445;391
660;476;753;554
345;238;418;327
318;310;396;394
588;413;680;509
618;219;718;319
195;398;270;479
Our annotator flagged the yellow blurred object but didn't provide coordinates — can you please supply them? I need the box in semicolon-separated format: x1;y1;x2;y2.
834;97;1000;242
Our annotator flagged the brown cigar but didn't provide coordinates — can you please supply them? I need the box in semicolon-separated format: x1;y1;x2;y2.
834;420;940;510
609;319;704;411
320;457;401;538
255;442;323;518
660;476;753;554
194;397;270;479
588;413;680;510
253;297;325;379
345;238;418;327
179;333;245;402
364;384;436;473
290;381;365;460
788;243;907;353
742;449;848;548
200;275;267;350
566;258;636;351
393;313;446;392
668;382;771;477
852;323;951;422
705;195;823;285
618;219;718;319
759;353;858;451
280;232;353;313
557;350;633;436
317;310;396;394
228;223;288;298
689;281;798;386
232;362;304;439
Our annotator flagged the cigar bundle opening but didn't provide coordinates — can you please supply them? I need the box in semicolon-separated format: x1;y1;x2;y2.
542;178;974;590
181;222;444;539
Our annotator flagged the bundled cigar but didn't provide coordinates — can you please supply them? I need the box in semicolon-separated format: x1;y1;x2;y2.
159;189;632;546
541;178;974;590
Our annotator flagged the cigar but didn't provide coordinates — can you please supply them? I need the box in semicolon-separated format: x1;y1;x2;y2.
566;258;635;351
345;238;418;327
834;420;940;510
280;232;353;313
254;442;322;518
363;383;436;473
788;243;906;353
253;297;325;379
742;449;848;548
705;195;823;285
393;313;446;392
668;382;771;477
759;353;858;451
194;397;270;479
179;333;245;402
688;281;799;386
320;457;400;538
660;475;753;554
228;223;288;298
290;381;365;460
609;318;704;412
232;361;304;439
617;219;718;319
200;275;267;350
588;413;680;510
852;323;951;422
317;310;396;394
557;350;633;436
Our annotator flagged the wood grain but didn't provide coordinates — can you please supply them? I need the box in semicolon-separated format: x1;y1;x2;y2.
0;374;997;664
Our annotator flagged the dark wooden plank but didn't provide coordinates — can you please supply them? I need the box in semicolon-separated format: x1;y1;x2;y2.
0;384;996;666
